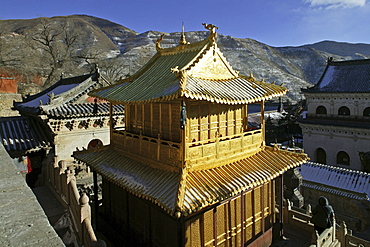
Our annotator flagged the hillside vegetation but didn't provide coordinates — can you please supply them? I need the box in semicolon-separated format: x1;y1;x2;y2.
1;15;370;101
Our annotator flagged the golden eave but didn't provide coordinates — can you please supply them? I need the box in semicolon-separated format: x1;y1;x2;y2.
73;145;308;217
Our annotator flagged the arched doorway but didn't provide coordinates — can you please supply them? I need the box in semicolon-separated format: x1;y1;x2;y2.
87;139;103;149
338;106;350;116
363;107;370;117
316;106;327;115
315;148;326;164
337;151;350;166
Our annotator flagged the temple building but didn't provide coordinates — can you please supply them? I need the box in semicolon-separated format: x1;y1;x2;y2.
73;24;308;247
1;68;124;186
300;58;370;171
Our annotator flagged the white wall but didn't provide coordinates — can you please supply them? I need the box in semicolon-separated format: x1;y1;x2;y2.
301;123;370;171
306;93;370;116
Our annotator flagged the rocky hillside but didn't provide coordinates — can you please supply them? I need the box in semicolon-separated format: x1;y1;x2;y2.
1;15;370;102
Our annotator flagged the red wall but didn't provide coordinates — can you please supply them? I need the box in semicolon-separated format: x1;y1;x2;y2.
0;71;17;93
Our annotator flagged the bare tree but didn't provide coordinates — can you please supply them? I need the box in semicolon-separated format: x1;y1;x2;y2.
75;47;106;67
27;19;79;87
99;58;130;83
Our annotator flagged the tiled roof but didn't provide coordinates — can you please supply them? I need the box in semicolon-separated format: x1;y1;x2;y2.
13;72;112;116
303;59;370;93
0;116;52;156
90;35;287;105
298;162;370;200
73;146;308;217
183;77;286;104
43;103;124;118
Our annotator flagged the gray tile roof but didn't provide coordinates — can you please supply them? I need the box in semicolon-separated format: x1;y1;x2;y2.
13;72;124;117
303;59;370;93
0;116;52;156
43;103;124;118
298;162;370;200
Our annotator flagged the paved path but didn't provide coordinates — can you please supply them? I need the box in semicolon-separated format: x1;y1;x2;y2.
271;225;312;247
0;144;64;247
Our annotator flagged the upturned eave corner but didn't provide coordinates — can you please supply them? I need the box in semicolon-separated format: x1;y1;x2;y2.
174;166;189;218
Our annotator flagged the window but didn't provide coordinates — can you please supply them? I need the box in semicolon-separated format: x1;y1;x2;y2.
363;107;370;117
316;106;327;114
337;151;350;166
315;148;326;164
338;106;350;116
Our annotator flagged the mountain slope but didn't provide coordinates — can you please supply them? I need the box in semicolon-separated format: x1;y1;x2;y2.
1;15;370;102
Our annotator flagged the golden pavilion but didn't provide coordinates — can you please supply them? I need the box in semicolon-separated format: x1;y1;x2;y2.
73;23;308;247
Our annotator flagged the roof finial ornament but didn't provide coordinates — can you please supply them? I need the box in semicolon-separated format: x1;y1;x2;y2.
156;34;165;51
179;22;188;45
202;23;218;43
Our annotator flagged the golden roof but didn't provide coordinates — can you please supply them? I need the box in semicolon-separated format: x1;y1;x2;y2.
89;24;287;105
73;145;308;217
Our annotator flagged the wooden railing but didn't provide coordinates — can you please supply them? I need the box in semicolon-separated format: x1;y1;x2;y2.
284;200;370;247
46;158;105;247
112;129;263;170
112;130;182;169
186;129;263;168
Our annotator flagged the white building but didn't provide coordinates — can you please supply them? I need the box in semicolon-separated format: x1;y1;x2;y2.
300;58;370;171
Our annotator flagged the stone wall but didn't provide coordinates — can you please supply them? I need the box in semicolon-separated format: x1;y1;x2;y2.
0;93;21;117
301;186;370;232
301;124;369;171
55;127;110;164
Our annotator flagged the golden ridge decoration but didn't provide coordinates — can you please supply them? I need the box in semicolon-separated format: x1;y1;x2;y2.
171;66;187;91
179;22;188;45
202;23;218;43
175;166;189;217
170;66;180;74
156;34;165;51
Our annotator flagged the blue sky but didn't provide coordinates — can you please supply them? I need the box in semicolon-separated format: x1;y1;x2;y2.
1;0;369;47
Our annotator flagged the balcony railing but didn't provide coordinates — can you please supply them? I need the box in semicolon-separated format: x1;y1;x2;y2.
111;129;263;170
186;129;263;169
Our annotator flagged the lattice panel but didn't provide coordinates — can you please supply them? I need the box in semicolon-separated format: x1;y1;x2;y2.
204;210;214;247
143;104;152;136
244;191;252;219
189;217;201;247
161;103;170;140
209;113;218;138
128;105;135;131
254;187;261;213
152;103;160;135
171;103;181;142
216;205;226;244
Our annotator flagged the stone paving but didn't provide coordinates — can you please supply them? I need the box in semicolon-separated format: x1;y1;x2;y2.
271;226;313;247
0;144;64;247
